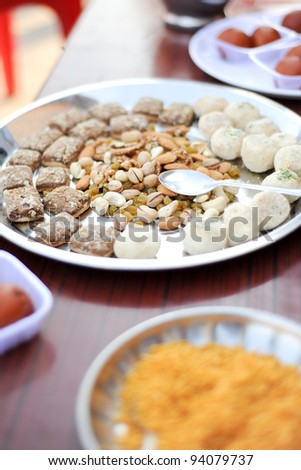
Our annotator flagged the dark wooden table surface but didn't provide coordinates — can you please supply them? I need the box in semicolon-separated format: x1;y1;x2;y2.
1;0;301;450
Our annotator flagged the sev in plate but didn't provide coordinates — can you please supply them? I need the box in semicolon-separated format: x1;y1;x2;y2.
116;341;301;450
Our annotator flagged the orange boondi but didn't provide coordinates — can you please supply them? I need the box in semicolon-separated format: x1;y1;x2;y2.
116;341;301;450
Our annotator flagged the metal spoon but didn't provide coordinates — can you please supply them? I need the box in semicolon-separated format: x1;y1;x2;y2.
159;169;301;197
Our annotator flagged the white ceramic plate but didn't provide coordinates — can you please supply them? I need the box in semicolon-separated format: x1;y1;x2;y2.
75;305;301;450
1;78;301;271
189;11;301;98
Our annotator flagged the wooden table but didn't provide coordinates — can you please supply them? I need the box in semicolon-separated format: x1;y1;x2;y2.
1;0;301;450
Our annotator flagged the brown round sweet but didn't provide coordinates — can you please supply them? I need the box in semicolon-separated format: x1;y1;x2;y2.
251;26;281;47
218;28;252;48
275;56;301;76
282;10;301;33
285;44;301;59
0;284;34;328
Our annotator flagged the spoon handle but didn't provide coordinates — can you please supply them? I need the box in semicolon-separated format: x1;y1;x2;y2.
216;180;301;198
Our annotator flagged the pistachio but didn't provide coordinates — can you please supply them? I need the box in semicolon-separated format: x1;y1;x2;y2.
146;192;164;208
114;213;128;231
143;174;158;188
91;196;109;215
128;167;144;184
103;191;126;207
137;151;151;165
122;189;141;200
137;205;158;224
105;180;123;192
180;208;196;226
158;200;178;218
114;170;129;183
142;161;156;176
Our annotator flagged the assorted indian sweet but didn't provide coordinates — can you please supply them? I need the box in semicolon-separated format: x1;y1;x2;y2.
218;25;281;48
275;44;301;76
1;95;301;259
113;341;301;450
0;283;34;328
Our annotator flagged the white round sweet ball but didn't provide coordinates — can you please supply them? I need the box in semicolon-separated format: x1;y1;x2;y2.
113;223;161;259
274;145;301;177
224;101;261;129
198;111;232;139
251;191;290;231
210;126;245;160
183;217;227;255
194;96;228;118
262;169;301;203
245;117;279;137
241;134;275;173
223;202;259;246
270;133;297;151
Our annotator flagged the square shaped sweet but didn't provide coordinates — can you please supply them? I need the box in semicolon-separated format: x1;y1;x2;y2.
19;126;63;152
110;114;149;136
4;186;44;222
68;118;109;141
34;212;80;247
0;165;33;191
6;149;41;171
35;167;70;192
88;102;127;124
48;107;89;132
44;186;90;217
42;136;84;167
159;103;195;127
132;97;164;122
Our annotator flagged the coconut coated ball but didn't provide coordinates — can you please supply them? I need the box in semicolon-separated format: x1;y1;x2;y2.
274;144;301;177
262;169;301;203
224;101;261;129
241;134;276;173
198;111;232;139
210;126;245;160
194;96;228;118
251;191;290;231
245;117;279;137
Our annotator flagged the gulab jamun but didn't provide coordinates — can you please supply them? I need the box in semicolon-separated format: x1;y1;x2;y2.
275;56;301;76
282;10;301;33
252;26;281;47
285;44;301;59
218;28;252;48
0;284;34;328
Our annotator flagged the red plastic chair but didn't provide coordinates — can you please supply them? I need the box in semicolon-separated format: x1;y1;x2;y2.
0;0;82;96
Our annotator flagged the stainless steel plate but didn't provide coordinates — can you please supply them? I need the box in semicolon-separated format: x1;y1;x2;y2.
75;306;301;450
1;78;301;271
